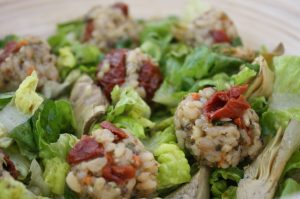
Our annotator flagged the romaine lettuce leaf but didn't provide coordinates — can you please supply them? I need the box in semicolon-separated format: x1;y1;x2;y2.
57;47;76;69
260;56;300;138
39;134;78;160
210;167;243;198
0;175;48;199
0;34;19;49
10;99;77;160
47;19;84;53
154;143;191;189
28;159;51;196
71;42;100;65
278;178;300;198
4;145;31;180
14;71;43;115
231;67;256;85
0;92;14;110
43;157;70;195
154;46;243;107
143;125;177;153
106;86;153;138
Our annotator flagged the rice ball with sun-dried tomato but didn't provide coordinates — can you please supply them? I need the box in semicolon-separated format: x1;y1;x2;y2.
96;48;163;101
66;121;158;199
174;85;262;168
0;37;58;91
178;9;239;47
83;2;138;51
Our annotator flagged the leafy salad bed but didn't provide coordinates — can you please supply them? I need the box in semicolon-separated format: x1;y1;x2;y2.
0;2;300;199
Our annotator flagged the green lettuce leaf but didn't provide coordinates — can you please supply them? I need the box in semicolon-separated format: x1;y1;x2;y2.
190;73;231;92
0;175;48;199
106;86;153;138
71;43;100;65
28;159;51;196
143;125;177;153
39;134;78;160
0;34;19;49
154;46;243;107
48;19;84;53
249;96;268;116
154;143;191;189
278;178;300;198
43;157;70;195
0;92;14;110
34;99;77;150
231;67;256;85
10;99;77;160
210;167;243;198
221;186;237;199
4;145;31;180
57;47;76;69
260;56;300;139
14;71;43;115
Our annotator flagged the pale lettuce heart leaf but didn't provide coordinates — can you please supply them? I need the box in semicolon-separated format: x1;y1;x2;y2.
154;143;191;189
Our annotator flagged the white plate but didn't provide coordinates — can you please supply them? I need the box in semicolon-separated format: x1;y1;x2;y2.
0;0;299;54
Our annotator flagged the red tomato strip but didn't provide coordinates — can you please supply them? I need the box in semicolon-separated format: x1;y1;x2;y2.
204;85;250;121
83;20;94;42
0;40;28;64
102;153;136;185
1;150;19;179
98;49;127;98
210;29;230;43
100;121;128;140
67;136;104;165
138;60;163;100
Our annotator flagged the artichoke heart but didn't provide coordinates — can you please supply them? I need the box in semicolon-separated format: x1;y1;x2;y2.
237;120;300;199
165;166;210;199
70;75;108;135
245;56;275;99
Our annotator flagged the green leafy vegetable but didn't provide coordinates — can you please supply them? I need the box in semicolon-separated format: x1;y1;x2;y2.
154;143;191;189
210;167;243;198
0;34;19;48
106;86;153;138
143;125;176;153
249;96;268;116
278;178;300;198
0;175;47;199
39;134;78;160
190;73;231;92
43;157;70;195
57;47;76;69
10;99;77;160
4;145;31;180
71;43;100;65
48;19;84;53
231;67;256;85
260;56;300;138
154;46;244;107
28;159;51;196
0;92;14;110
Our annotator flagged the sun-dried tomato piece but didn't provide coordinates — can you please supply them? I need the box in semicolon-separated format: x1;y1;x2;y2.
98;49;127;98
138;60;163;100
210;29;230;43
112;2;129;17
67;136;104;165
100;121;128;141
102;153;136;185
83;20;94;42
0;40;28;64
1;151;18;179
204;85;250;121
